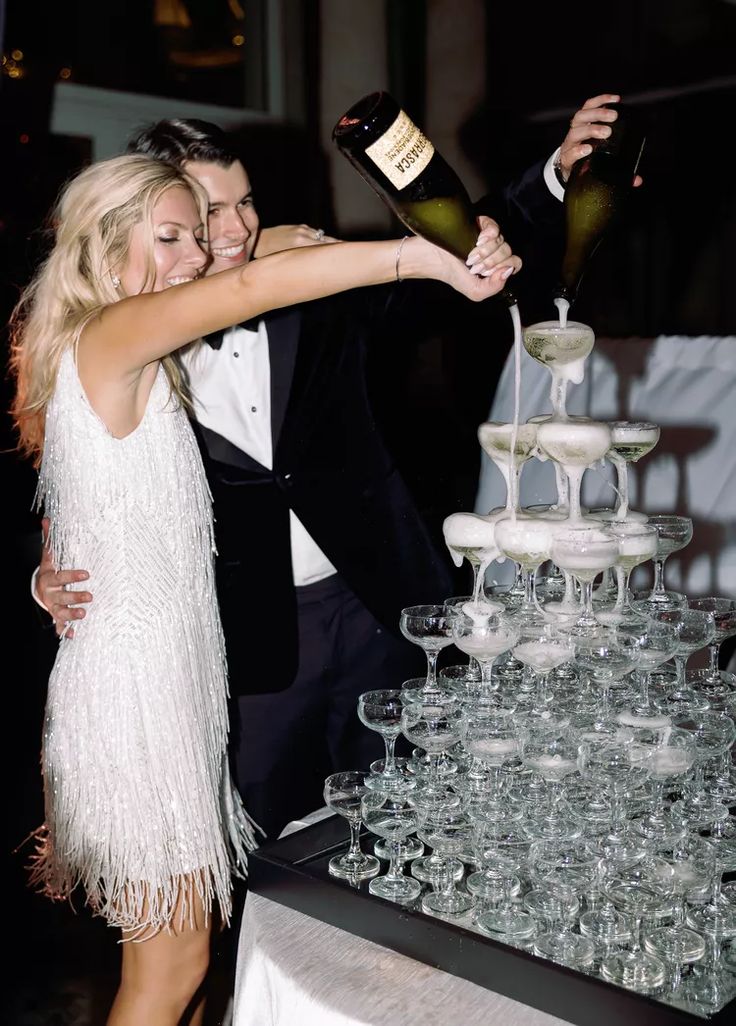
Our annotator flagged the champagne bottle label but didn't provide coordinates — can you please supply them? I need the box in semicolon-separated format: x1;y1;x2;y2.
365;109;435;189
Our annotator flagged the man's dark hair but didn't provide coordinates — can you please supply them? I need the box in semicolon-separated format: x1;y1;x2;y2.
126;118;239;169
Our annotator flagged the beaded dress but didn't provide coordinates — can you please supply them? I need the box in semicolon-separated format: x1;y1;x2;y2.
32;349;258;934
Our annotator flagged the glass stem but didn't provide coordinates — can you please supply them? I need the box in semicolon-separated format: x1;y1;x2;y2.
426;650;439;687
523;566;535;607
711;865;723;908
383;735;397;775
566;466;584;523
471;562;481;606
579;579;595;620
708;641;720;677
614;567;630;610
652;555;667;596
427;752;441;790
480;658;496;698
690;762;705;797
535;671;550;714
387;840;402;882
674;654;687;689
651;778;665;823
550;374;567;420
611;454;629;521
610;794;624;834
630;915;642;953
637;670;651;709
348;820;363;859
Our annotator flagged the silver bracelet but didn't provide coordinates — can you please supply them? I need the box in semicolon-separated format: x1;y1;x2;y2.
395;235;410;283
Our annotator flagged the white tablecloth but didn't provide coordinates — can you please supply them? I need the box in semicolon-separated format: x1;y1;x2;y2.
475;335;736;599
232;809;572;1026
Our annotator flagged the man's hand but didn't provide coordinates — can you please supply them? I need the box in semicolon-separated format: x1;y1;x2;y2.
36;517;92;638
559;94;643;186
254;224;339;258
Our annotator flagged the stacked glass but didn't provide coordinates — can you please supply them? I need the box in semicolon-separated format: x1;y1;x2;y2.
323;320;734;1016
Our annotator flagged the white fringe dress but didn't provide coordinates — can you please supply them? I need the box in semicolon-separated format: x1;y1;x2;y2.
33;349;258;935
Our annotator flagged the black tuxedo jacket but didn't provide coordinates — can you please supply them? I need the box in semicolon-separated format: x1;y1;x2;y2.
194;288;454;695
194;160;561;695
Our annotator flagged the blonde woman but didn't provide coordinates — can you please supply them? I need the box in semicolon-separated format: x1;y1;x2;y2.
11;153;518;1026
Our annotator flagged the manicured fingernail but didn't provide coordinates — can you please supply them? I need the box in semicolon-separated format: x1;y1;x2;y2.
501;267;514;279
581;145;592;156
469;262;484;275
466;250;480;266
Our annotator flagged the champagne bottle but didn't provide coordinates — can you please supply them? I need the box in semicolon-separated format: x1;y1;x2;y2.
332;91;515;303
557;102;646;304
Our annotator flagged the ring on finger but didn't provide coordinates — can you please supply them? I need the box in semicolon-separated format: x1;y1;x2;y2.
314;228;325;241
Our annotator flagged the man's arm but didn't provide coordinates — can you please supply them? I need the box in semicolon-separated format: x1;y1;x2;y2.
469;93;643;272
33;518;92;638
254;224;339;257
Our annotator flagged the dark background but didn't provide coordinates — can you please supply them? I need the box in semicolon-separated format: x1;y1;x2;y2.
2;1;735;1022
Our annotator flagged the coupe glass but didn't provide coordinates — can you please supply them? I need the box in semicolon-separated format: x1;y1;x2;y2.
669;713;736;827
643;838;712;990
689;597;736;688
442;512;499;605
451;611;520;700
409;790;464;885
655;607;715;685
361;791;421;904
358;690;415;793
598;522;657;624
399;605;454;689
514;628;576;735
400;693;465;799
418;804;475;916
494;515;553;627
443;596;502;688
323;771;381;880
600;855;676;993
683;840;736;1012
629;726;696;842
536;420;612;524
521;735;581;841
550;526;619;636
574;632;641;729
578;734;651;855
522;320;595;421
616;620;678;721
461;704;524;815
477;421;538;513
475;849;536;943
635;514;693;612
607;421;661;521
528;841;599;968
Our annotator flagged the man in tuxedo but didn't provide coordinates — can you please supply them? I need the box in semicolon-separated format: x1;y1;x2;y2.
35;98;621;837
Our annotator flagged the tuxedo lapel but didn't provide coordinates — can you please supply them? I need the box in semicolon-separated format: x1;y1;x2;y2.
266;307;301;447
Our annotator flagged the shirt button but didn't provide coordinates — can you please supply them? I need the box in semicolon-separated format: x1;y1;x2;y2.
251;406;257;413
233;352;240;358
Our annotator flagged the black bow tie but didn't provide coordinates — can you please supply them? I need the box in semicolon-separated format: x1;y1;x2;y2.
203;317;261;350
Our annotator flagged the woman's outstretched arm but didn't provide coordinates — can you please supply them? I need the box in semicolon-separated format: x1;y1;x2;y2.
80;233;519;379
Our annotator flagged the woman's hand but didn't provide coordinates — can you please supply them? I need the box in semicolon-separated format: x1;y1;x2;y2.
403;229;521;302
254;224;339;259
464;216;518;278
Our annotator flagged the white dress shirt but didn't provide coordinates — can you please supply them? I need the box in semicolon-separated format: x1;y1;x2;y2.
180;323;337;587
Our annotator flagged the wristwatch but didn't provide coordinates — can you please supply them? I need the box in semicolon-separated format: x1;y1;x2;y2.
553;153;567;188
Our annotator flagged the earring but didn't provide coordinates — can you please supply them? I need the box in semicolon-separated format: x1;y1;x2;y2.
111;274;121;289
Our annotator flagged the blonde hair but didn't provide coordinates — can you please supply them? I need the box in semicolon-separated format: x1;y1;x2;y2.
10;154;209;465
